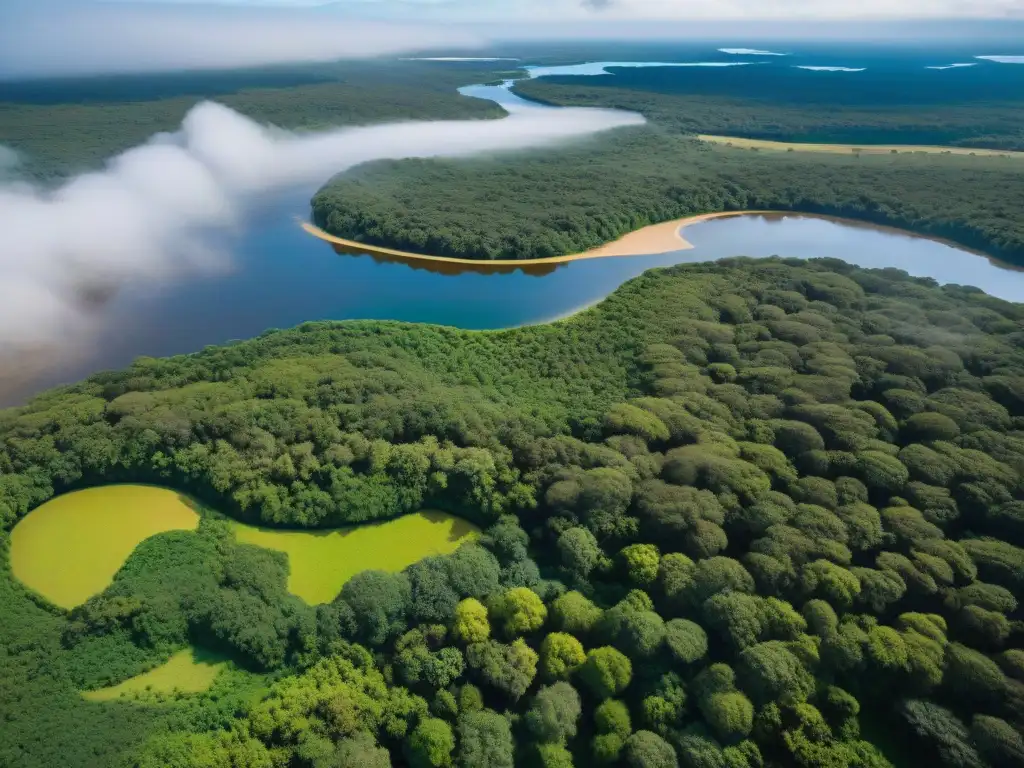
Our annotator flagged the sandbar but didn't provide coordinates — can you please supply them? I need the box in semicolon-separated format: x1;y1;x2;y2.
301;210;761;266
698;135;1024;158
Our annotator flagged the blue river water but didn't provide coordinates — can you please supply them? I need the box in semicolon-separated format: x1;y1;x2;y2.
12;65;1024;404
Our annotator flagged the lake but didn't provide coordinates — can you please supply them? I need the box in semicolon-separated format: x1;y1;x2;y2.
8;71;1024;405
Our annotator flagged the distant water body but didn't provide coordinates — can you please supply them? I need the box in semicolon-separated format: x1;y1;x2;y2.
8;59;1024;404
525;61;754;78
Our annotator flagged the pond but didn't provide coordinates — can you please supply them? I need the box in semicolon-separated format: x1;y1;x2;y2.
9;485;199;609
232;511;480;604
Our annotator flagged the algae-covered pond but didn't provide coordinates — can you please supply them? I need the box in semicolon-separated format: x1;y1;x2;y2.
232;511;480;603
9;485;199;609
81;647;226;702
9;484;479;608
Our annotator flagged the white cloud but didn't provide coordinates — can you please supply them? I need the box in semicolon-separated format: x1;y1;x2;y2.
343;0;1024;20
0;94;641;364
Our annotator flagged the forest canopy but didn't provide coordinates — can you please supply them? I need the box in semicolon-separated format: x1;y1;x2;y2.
0;60;508;180
2;257;1023;767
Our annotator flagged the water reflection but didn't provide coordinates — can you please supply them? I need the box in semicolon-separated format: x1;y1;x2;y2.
325;212;1024;290
328;241;564;277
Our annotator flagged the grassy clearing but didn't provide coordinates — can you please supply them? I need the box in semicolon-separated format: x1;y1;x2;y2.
232;511;480;604
81;647;225;702
9;485;199;609
697;134;1024;157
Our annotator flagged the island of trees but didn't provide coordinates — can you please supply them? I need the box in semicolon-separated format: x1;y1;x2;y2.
2;257;1023;767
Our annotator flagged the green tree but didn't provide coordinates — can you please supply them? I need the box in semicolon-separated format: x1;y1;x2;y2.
594;733;626;766
902;412;961;443
701;692;754;745
540;632;586;681
601;603;667;658
900;700;985;768
944;643;1008;709
595;699;633;738
406;717;454;768
624;730;678;768
580;647;633;700
457;684;483;714
452;598;490;645
621;544;661;585
490;587;547;638
738;641;815;706
340;570;412;647
466;639;538;701
558;527;604;583
972;715;1024;768
535;743;575;768
457;710;514;768
665;619;709;664
550;591;603;636
524;682;582;744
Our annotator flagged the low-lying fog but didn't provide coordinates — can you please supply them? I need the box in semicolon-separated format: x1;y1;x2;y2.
0;95;642;392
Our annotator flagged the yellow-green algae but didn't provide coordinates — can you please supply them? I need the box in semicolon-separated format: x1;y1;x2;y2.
81;648;225;702
232;510;480;604
9;485;199;609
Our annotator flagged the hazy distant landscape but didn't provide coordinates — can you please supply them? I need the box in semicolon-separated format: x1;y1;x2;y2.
2;6;1024;768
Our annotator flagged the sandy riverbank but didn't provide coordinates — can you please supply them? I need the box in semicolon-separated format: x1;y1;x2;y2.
301;210;768;265
698;134;1024;158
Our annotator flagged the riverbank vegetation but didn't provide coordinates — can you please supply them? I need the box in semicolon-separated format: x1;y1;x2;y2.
312;127;1024;264
2;257;1023;766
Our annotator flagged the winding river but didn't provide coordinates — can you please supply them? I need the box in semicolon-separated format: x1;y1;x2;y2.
8;70;1024;405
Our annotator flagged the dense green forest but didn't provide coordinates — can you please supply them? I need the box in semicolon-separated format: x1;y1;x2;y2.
0;61;509;180
312;128;1024;264
512;66;1024;150
2;258;1024;767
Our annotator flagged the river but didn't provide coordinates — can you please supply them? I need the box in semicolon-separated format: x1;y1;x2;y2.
8;71;1024;405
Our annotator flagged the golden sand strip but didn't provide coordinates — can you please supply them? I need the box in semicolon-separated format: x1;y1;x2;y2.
300;210;773;266
697;134;1024;158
